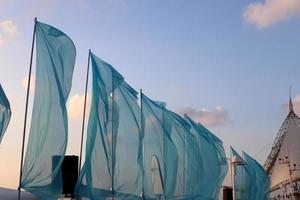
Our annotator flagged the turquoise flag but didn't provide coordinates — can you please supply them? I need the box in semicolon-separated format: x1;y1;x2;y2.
231;147;270;200
21;21;76;199
76;53;142;200
231;147;249;200
186;116;228;199
141;93;179;199
0;84;11;143
243;152;270;199
165;110;201;199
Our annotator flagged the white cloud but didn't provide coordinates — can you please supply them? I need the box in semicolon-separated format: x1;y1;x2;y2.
0;35;4;45
244;0;300;28
178;106;230;127
67;94;91;120
21;75;35;92
0;20;19;45
0;20;18;36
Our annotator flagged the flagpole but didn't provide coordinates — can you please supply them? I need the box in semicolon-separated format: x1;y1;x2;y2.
229;148;236;200
231;159;236;200
140;89;145;199
18;17;37;200
162;106;165;199
111;76;115;199
79;49;91;173
183;119;186;194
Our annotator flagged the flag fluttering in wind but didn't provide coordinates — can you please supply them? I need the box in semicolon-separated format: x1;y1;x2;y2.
76;53;142;200
21;20;76;198
0;84;11;143
185;116;228;199
164;111;201;199
141;93;179;198
231;147;270;200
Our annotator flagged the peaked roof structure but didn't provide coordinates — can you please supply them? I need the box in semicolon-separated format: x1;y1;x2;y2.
289;97;294;113
264;97;300;190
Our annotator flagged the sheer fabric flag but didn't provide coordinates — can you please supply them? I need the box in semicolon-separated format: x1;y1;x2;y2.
231;147;270;200
231;147;249;200
21;21;76;198
141;94;179;199
76;53;142;200
243;152;270;200
166;111;201;199
0;84;11;143
186;116;228;199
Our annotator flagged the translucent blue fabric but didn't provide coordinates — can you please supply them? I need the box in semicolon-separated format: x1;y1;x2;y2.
0;84;11;143
141;94;202;199
75;53;229;199
167;111;201;199
231;147;270;200
231;147;248;200
185;116;228;200
76;53;142;200
141;94;178;199
21;21;76;199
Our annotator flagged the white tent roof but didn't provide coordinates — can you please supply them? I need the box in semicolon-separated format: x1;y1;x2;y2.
264;98;300;190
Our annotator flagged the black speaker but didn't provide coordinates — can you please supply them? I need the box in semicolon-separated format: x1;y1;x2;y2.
222;186;233;200
52;155;78;197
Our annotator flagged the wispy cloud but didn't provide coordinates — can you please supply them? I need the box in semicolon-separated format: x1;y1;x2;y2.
0;20;18;36
67;94;91;120
0;20;19;45
178;106;230;127
244;0;300;28
0;35;4;45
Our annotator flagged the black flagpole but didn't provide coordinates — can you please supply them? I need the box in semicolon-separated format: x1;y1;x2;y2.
18;17;37;200
140;89;145;199
79;49;91;173
111;68;115;199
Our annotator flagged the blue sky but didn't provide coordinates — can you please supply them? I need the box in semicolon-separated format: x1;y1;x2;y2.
1;0;300;188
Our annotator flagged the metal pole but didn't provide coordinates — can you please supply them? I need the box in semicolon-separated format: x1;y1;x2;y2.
140;89;145;199
162;107;165;199
111;76;115;199
232;162;236;200
78;49;91;173
183;125;186;194
228;158;233;200
18;17;37;200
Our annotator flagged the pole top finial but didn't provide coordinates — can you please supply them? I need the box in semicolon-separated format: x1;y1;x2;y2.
289;86;294;113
